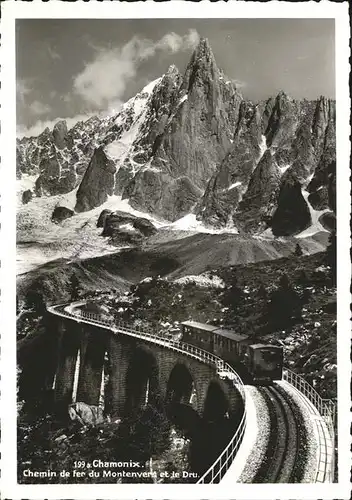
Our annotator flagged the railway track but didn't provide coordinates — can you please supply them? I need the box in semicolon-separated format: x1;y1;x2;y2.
253;384;302;483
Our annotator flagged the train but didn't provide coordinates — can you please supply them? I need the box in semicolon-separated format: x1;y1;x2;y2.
75;302;282;383
180;320;283;383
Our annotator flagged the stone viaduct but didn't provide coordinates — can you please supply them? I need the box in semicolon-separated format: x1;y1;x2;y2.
51;315;243;422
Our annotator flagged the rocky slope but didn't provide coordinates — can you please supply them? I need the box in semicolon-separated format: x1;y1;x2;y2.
197;93;335;234
17;37;336;239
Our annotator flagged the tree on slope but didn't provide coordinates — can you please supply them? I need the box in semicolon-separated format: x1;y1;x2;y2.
268;273;302;330
293;242;303;257
69;273;81;301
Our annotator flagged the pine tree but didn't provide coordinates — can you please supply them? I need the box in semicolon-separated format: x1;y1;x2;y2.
268;273;302;329
69;273;81;301
294;242;303;257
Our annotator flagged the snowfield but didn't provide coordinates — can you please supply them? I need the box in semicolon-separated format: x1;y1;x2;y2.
16;189;164;275
17;177;243;275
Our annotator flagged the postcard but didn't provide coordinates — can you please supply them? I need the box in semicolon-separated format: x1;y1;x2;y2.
0;1;350;499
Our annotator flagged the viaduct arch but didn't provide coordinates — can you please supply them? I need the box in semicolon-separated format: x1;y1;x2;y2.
48;316;243;421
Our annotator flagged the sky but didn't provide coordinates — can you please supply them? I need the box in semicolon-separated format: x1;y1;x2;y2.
16;19;335;137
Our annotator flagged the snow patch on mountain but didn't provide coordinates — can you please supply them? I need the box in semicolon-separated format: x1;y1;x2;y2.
167;213;239;234
279;165;291;175
141;77;163;95
258;134;267;160
16;188;166;274
104;77;163;182
119;223;136;232
228;181;242;191
104;106;146;162
259;190;331;241
105;140;129;162
140;159;162;174
17;193;124;275
104;195;166;227
105;79;162;154
174;272;225;289
296;190;330;238
16;174;38;203
57;188;79;211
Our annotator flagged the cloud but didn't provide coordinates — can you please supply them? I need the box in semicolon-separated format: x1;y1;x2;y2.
47;45;61;60
232;79;247;89
155;29;200;53
73;29;200;107
29;100;51;116
62;93;72;103
17;113;93;138
16;79;32;103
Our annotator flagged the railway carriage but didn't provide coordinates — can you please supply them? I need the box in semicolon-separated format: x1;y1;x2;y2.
211;329;249;360
181;321;250;361
181;321;218;352
180;321;283;384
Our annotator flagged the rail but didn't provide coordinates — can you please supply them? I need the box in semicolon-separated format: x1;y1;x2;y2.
283;368;336;481
48;304;247;483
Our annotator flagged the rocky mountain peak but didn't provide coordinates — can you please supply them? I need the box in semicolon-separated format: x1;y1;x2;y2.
193;37;213;58
42;127;51;136
312;96;335;138
75;147;116;213
182;37;219;92
277;90;291;99
53;119;67;132
264;90;299;149
36;126;52;143
166;64;179;76
52;120;68;149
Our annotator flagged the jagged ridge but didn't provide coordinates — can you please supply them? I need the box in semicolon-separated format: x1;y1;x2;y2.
17;38;336;237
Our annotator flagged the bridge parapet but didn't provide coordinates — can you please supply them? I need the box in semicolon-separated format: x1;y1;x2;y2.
283;369;336;433
56;306;245;399
283;368;336;482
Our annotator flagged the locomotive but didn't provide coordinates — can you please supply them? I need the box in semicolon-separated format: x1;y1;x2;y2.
180;320;283;383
